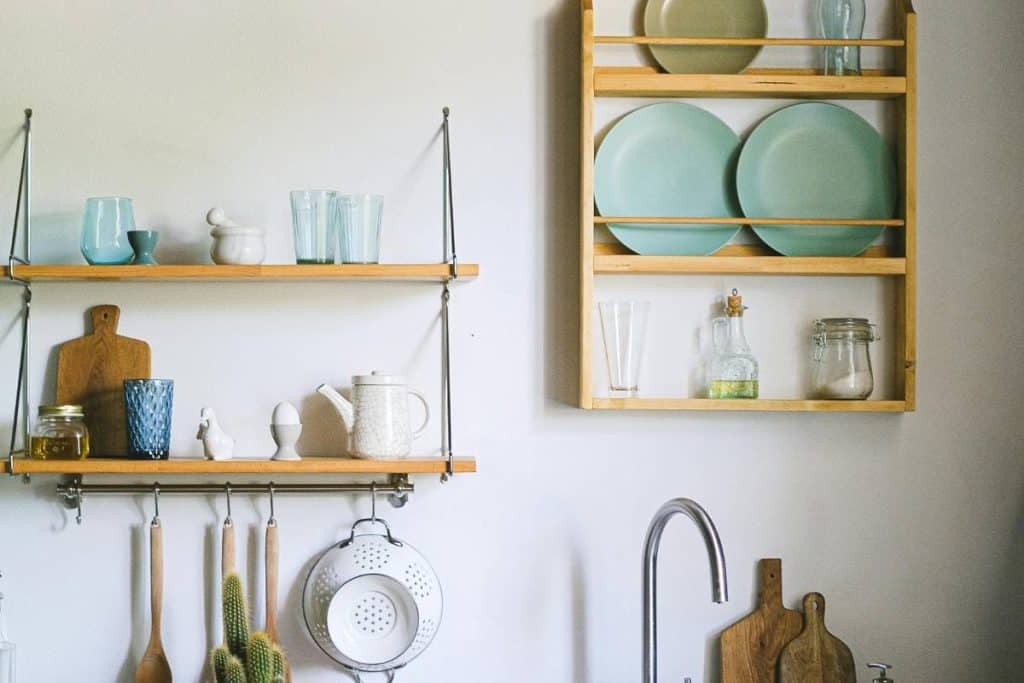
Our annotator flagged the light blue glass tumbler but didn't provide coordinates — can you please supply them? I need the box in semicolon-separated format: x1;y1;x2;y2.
335;194;384;263
124;379;174;460
81;197;136;265
290;190;338;264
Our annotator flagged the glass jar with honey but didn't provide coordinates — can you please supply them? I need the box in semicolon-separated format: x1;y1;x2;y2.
29;405;90;460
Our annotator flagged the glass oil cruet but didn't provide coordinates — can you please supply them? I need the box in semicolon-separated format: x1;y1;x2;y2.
709;289;759;399
0;584;14;683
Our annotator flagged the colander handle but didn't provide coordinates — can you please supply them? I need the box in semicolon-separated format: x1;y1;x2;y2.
345;667;397;682
346;517;403;547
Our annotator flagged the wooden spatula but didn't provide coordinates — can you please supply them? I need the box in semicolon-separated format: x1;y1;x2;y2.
57;305;150;457
135;521;172;683
779;593;856;683
265;516;292;682
721;558;803;683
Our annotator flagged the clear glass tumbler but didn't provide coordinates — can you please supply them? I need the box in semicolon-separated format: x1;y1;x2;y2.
81;197;136;265
599;301;651;396
290;190;338;264
124;379;174;460
335;194;384;264
818;0;866;75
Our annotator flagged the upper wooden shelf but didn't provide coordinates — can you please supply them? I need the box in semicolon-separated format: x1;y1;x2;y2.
2;263;478;283
594;67;906;99
7;456;477;476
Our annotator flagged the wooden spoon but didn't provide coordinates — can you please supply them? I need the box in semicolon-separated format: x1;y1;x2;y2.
135;521;172;683
266;517;292;682
222;518;235;578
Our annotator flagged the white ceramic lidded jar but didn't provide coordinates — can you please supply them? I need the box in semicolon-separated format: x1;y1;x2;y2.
317;372;430;459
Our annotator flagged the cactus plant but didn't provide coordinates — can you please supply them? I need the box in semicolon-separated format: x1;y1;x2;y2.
223;573;249;662
211;573;289;683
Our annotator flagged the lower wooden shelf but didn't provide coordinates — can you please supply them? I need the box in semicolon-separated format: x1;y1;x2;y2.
6;456;477;476
590;398;906;413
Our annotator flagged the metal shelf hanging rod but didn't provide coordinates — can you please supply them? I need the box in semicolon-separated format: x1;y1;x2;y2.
58;480;413;497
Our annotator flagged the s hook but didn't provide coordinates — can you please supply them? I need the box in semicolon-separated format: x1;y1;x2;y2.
268;483;277;527
151;484;161;527
224;483;233;527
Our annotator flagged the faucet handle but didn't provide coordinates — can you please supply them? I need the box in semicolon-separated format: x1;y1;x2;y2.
867;662;893;683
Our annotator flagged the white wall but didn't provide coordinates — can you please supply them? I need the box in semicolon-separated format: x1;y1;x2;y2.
1;1;1022;681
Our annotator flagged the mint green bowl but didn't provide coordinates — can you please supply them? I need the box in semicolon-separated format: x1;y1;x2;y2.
595;103;743;256
736;103;898;257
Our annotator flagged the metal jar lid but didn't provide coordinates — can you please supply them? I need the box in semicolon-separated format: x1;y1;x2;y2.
38;404;84;418
813;318;878;343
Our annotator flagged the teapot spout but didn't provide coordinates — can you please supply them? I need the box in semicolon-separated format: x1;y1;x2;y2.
317;384;355;433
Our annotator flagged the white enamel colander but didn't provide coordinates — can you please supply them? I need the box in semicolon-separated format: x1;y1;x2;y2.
303;516;443;681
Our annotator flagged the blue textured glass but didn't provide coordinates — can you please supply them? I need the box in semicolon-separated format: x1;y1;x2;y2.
290;190;338;264
81;197;136;265
335;194;384;264
124;379;174;460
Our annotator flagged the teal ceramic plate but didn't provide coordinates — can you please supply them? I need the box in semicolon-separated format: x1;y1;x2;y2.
595;103;742;256
644;0;768;74
736;103;897;256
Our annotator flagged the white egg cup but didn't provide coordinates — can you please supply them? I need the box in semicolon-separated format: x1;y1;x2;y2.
271;423;302;461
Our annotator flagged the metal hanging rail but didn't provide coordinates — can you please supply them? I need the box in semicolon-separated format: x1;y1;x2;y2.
5;109;33;477
58;475;413;524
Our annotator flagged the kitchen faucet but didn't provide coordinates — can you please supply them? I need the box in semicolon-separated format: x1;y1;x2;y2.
643;498;728;683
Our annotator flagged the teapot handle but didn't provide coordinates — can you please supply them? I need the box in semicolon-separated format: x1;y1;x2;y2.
408;389;430;439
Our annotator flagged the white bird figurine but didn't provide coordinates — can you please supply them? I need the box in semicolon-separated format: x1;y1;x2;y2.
196;407;235;460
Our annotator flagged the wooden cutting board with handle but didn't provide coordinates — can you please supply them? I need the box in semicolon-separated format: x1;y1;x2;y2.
721;558;803;683
57;305;151;457
778;593;856;683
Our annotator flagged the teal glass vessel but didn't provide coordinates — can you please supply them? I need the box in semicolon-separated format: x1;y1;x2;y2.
81;197;136;265
124;379;174;460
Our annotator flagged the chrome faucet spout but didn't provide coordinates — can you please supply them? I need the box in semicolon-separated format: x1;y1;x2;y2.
642;498;728;683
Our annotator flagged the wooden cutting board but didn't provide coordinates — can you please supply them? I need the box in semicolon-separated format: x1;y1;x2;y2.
778;593;856;683
56;305;151;457
721;558;803;683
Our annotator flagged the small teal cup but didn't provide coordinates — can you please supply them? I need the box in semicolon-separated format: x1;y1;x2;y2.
81;197;136;265
124;379;174;460
336;194;384;264
127;230;159;265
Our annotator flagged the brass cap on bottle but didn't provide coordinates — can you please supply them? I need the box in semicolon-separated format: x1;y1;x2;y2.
725;288;745;317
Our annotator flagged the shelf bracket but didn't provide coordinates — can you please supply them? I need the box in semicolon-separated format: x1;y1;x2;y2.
440;107;458;482
5;109;33;478
56;475;417;525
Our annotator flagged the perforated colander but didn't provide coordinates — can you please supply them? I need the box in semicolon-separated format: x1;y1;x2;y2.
303;517;443;681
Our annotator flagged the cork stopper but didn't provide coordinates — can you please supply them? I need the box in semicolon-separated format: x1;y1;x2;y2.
725;288;745;317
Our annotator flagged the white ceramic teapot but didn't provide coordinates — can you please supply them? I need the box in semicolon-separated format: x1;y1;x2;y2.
316;372;429;459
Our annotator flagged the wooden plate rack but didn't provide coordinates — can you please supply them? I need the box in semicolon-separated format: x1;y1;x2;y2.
578;0;917;412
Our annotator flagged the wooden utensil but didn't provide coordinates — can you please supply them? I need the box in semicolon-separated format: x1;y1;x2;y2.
56;305;151;456
779;593;856;683
135;521;172;683
222;519;235;579
265;515;292;682
720;558;803;683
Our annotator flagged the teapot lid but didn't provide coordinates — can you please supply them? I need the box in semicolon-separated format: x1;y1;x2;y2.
353;371;406;386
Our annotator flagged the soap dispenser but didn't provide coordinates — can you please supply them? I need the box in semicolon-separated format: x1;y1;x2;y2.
868;662;894;683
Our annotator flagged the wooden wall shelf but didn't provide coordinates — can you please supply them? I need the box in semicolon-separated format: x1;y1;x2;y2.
2;264;478;283
591;399;905;413
594;254;906;276
578;0;917;413
7;457;477;476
